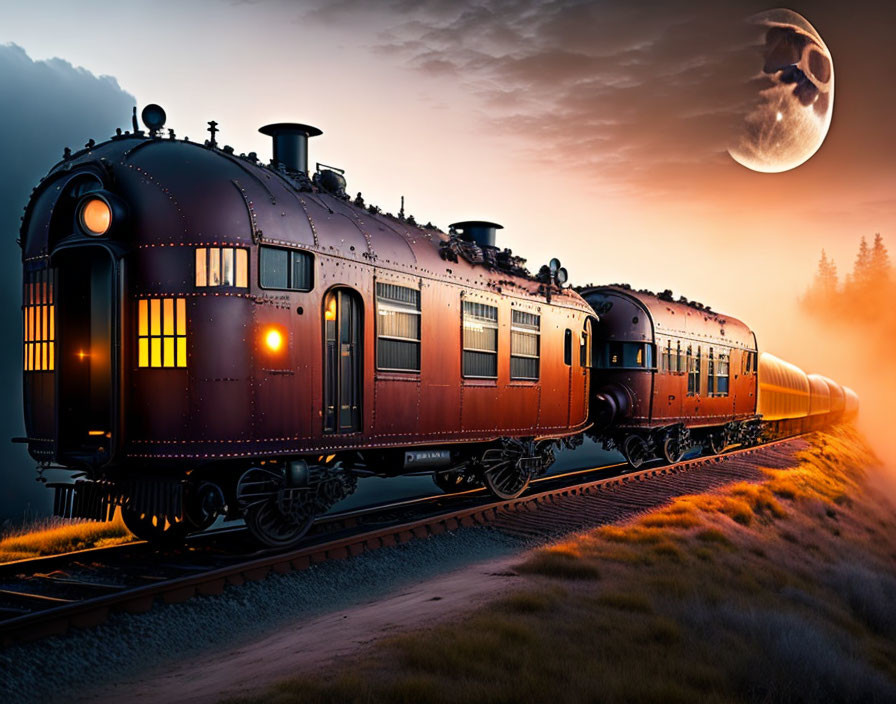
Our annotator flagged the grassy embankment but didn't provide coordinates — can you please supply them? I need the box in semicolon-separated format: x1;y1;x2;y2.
0;512;131;563
231;426;896;703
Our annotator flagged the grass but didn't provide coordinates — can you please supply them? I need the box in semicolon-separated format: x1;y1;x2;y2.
0;512;132;563
227;425;896;703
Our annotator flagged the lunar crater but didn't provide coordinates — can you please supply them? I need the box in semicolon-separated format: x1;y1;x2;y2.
728;8;834;173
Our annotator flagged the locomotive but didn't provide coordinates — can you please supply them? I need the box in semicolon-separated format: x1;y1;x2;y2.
18;105;857;548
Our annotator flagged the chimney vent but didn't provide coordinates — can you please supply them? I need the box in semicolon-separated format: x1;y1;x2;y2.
450;220;503;248
259;123;322;173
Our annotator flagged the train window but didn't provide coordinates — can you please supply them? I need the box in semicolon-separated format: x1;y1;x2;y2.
707;348;715;396
596;342;650;369
462;301;498;378
259;246;313;291
676;341;683;373
661;340;672;372
23;268;55;372
137;297;187;368
196;247;248;288
717;352;730;395
564;329;573;366
376;282;421;372
580;318;593;369
511;310;540;380
687;346;697;395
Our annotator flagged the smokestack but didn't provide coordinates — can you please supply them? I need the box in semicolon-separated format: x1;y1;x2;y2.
450;220;503;248
258;123;322;173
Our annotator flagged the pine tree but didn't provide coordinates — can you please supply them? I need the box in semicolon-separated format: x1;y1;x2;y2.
804;249;839;310
852;236;871;288
817;249;838;298
869;233;891;287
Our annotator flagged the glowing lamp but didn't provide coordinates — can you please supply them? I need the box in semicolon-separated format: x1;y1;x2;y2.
264;328;283;352
79;197;112;236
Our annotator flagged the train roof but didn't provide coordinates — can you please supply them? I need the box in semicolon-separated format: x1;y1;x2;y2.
20;130;589;312
577;284;757;350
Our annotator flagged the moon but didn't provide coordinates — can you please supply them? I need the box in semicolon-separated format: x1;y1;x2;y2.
728;9;834;173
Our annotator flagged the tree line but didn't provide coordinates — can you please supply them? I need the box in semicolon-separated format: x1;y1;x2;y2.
802;234;891;320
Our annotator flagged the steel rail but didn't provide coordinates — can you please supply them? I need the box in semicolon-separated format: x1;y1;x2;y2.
0;434;807;647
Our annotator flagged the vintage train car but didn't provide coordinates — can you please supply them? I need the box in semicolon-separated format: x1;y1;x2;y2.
758;356;858;436
19;107;594;547
576;285;762;467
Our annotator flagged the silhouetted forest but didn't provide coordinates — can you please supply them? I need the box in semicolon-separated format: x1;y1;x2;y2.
802;234;892;325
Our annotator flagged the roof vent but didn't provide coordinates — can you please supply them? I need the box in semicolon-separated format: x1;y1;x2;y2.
449;220;503;248
259;123;322;173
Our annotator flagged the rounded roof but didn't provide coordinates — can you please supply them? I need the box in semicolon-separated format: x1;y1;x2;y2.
578;285;756;349
20;133;590;312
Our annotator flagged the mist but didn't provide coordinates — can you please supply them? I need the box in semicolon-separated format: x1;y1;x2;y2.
0;43;133;523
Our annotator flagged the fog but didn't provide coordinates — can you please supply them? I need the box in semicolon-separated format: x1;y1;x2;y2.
0;44;133;523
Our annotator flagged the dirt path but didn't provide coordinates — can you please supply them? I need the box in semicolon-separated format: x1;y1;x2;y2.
88;552;527;704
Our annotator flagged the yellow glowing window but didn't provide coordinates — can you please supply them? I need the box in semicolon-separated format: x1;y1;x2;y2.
196;247;248;288
137;297;187;368
23;269;55;372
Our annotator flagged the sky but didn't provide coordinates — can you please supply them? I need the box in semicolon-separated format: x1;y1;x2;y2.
0;0;893;518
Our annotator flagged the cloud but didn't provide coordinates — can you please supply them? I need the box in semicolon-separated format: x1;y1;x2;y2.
300;0;896;208
0;43;134;522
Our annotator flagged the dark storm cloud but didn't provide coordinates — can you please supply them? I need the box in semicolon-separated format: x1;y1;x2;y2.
301;0;896;198
0;44;134;523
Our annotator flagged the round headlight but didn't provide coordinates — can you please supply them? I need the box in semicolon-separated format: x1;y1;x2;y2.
79;197;112;236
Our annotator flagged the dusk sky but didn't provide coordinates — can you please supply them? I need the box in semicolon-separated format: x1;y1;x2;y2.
0;0;893;513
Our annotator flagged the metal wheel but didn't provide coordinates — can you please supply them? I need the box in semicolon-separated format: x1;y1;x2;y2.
237;466;317;550
243;500;315;550
662;436;685;464
433;469;480;493
121;507;189;547
708;432;727;455
480;443;530;500
622;435;650;469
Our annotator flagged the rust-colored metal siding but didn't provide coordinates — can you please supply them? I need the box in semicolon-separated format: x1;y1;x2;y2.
21;135;593;466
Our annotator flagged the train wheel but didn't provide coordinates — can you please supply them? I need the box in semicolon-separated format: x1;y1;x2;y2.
622;435;650;469
662;436;685;464
121;507;189;547
708;433;727;455
433;469;480;493
243;500;315;550
480;444;529;500
237;467;316;550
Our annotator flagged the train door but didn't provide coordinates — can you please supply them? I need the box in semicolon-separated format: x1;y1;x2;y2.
54;246;117;463
323;288;362;433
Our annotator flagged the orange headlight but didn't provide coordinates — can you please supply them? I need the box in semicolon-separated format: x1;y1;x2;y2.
264;328;283;352
79;197;112;236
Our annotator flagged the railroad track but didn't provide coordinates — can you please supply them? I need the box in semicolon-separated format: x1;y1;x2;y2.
0;435;809;647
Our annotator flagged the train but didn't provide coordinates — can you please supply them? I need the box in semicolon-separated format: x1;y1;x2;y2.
17;105;858;548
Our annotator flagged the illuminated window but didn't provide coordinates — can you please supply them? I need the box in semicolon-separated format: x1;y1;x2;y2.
376;283;420;372
196;247;248;288
137;297;187;368
23;268;55;372
511;310;540;380
259;246;313;291
596;342;649;369
462;301;498;378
